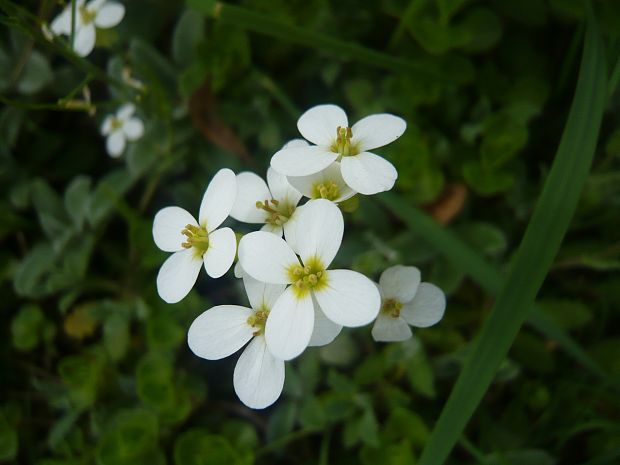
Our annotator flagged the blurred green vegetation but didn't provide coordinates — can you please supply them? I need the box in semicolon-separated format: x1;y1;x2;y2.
1;0;620;464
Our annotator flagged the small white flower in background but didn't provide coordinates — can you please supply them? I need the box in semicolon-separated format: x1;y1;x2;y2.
238;199;380;361
271;104;406;195
188;276;286;409
152;169;237;304
371;265;445;342
286;140;356;204
101;103;144;158
50;0;125;57
230;164;302;248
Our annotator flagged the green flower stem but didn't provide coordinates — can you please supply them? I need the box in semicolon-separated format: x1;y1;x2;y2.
414;5;607;465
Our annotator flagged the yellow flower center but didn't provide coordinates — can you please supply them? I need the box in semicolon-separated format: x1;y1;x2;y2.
79;5;97;25
247;308;269;336
381;298;403;318
181;224;210;256
110;117;122;131
256;198;295;226
311;180;340;201
331;126;359;158
287;256;328;298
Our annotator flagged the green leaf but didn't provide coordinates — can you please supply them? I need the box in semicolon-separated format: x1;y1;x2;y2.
64;176;91;231
17;50;53;95
172;9;206;66
417;9;607;465
458;8;503;53
174;429;242;465
462;160;515;196
11;304;46;351
0;412;18;461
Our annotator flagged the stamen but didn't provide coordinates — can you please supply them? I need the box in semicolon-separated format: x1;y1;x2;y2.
180;223;210;255
381;298;403;318
255;198;295;227
287;257;328;297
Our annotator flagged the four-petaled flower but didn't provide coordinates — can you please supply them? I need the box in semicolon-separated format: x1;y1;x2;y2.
238;199;381;360
152;169;237;303
50;0;125;57
271;104;406;195
371;266;446;342
188;276;286;409
101;103;144;158
230;165;302;249
286;140;357;204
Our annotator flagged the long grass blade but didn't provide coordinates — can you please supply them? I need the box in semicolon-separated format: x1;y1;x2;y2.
186;0;462;83
415;7;607;465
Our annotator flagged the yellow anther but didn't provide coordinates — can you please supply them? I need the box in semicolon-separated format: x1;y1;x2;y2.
331;126;358;158
381;298;403;318
180;223;209;254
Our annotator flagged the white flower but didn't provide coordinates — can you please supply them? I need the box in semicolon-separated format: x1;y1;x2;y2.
50;0;125;57
238;199;380;360
371;266;446;342
271;104;406;195
285;140;356;203
229;166;302;247
188;276;286;409
152;169;237;304
101;103;144;158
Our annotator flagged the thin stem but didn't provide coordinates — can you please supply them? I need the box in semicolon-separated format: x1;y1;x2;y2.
70;0;76;49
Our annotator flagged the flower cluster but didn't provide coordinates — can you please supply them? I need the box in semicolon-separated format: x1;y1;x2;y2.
152;104;446;409
49;1;144;157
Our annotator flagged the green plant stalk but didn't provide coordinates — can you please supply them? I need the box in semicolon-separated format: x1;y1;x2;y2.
186;0;454;83
416;6;607;465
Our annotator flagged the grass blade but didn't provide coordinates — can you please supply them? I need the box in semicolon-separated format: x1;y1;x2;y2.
415;8;607;465
186;0;467;83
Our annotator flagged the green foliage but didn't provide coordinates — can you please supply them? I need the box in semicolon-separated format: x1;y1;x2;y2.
2;0;620;464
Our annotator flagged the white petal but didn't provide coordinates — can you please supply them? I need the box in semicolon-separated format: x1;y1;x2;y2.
314;269;381;327
116;103;135;120
199;168;237;232
282;138;309;149
308;301;342;347
234;260;246;278
287;162;356;203
50;8;71;35
203;227;236;278
281;207;302;254
123;118;144;141
267;167;302;206
351;114;406;151
371;313;412;342
86;0;106;11
340;152;398;195
156;249;202;304
401;283;446;328
261;223;283;237
297;104;348;146
294;199;343;268
271;145;338;177
101;115;113;135
106;130;125;157
152;206;198;252
73;23;96;57
234;336;285;409
243;275;286;311
238;231;297;284
379;265;421;303
94;2;125;28
188;305;254;360
230;172;270;224
265;287;314;360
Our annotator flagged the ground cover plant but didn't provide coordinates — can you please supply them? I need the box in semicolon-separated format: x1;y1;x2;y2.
1;0;620;464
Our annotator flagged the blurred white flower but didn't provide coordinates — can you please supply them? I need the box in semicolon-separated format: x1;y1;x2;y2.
271;104;406;195
50;0;125;57
188;276;286;409
371;265;446;342
230;166;302;248
101;103;144;158
238;199;380;360
152;169;237;304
